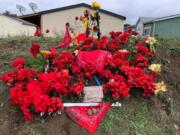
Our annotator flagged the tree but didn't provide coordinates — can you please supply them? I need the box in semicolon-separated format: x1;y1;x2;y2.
124;23;131;28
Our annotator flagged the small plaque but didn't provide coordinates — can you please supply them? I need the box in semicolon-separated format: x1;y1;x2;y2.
83;86;104;103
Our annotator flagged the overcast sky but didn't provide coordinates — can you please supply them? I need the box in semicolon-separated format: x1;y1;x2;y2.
0;0;180;24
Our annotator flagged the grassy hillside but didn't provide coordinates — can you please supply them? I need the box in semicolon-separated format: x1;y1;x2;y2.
0;36;179;135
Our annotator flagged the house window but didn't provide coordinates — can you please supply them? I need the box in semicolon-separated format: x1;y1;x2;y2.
143;26;151;37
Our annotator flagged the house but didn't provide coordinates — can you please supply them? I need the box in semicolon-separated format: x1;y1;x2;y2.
19;3;126;37
0;14;36;38
143;14;180;38
135;17;154;36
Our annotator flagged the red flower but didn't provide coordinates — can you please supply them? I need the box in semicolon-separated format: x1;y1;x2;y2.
137;44;153;56
11;58;25;69
93;26;98;32
77;34;87;44
34;26;42;37
121;66;156;97
133;31;139;35
106;51;130;68
80;16;84;21
84;10;90;16
126;28;132;33
82;63;96;79
48;97;63;112
70;81;84;95
30;44;40;57
107;37;121;50
38;71;70;95
109;31;122;38
17;68;35;81
120;32;131;44
75;16;79;20
94;36;108;49
56;52;74;70
66;22;70;26
46;29;50;33
33;93;50;113
103;75;130;101
133;54;149;68
45;48;58;64
1;71;18;86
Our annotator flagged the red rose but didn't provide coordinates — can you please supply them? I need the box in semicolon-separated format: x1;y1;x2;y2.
30;44;40;57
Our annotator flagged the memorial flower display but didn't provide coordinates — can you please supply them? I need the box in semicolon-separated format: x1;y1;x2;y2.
0;1;167;134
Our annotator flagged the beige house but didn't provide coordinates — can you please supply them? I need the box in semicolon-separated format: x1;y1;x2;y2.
0;14;36;38
19;3;126;37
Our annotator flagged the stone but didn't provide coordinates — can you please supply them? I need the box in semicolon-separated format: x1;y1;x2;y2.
83;86;104;103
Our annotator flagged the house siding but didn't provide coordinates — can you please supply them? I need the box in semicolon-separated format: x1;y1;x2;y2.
154;17;180;38
143;23;154;36
136;19;144;36
41;7;125;37
0;15;36;38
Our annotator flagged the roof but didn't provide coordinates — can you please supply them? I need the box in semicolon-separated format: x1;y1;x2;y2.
1;14;36;26
139;17;155;23
135;17;154;27
144;14;180;24
19;3;126;20
124;25;136;29
18;13;40;19
9;16;36;26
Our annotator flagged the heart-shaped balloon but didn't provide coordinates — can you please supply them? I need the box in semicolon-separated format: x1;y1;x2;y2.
76;50;111;72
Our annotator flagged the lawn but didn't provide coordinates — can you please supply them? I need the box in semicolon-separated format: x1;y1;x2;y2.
0;36;179;135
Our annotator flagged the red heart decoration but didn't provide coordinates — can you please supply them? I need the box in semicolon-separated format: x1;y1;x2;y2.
76;50;111;72
65;103;111;134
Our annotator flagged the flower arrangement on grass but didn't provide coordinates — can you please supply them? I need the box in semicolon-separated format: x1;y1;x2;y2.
0;2;167;121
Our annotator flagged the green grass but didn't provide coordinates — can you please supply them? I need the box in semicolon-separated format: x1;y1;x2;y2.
0;35;61;45
98;99;163;135
159;38;180;48
159;38;180;54
158;93;180;125
26;127;41;135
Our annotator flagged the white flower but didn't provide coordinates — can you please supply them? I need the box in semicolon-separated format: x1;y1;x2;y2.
74;50;79;56
119;49;128;53
154;81;167;94
148;64;161;73
146;37;157;45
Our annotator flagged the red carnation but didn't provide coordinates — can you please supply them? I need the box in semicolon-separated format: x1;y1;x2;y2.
48;97;63;112
11;58;25;69
120;32;131;44
30;44;40;57
137;44;153;56
134;54;149;68
70;81;84;95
